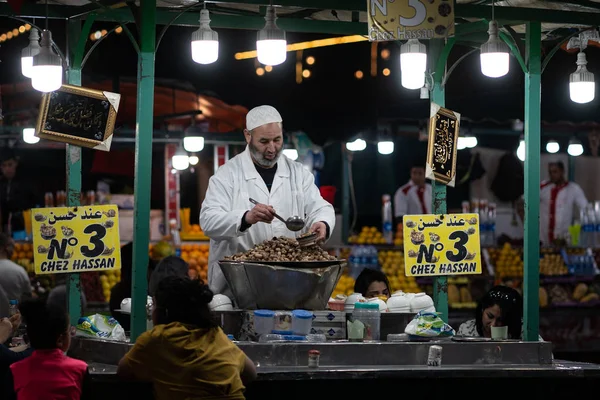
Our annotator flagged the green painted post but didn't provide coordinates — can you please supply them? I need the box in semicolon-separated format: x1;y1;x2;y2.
523;21;541;342
429;38;450;322
568;155;575;182
65;19;83;326
341;146;350;243
130;0;157;341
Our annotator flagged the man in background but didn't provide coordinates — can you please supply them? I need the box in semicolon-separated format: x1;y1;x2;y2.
0;234;31;314
540;161;588;245
394;162;432;226
0;150;37;234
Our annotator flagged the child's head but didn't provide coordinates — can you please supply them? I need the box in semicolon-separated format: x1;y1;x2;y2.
20;299;70;352
152;276;216;329
354;268;391;299
148;256;189;297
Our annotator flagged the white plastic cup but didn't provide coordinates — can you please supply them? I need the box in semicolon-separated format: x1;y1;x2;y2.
491;326;508;340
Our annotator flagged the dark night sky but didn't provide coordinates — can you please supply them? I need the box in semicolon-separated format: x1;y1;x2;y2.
1;17;599;145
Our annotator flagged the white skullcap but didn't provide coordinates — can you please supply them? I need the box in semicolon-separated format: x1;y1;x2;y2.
246;105;282;131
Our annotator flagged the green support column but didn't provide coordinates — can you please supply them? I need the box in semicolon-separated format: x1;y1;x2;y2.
341;146;350;243
65;19;83;326
429;38;452;322
523;22;541;341
131;0;157;341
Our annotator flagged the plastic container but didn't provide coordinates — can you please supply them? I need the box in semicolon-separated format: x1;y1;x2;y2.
306;334;327;343
291;309;314;335
253;310;275;335
259;334;284;343
353;302;381;340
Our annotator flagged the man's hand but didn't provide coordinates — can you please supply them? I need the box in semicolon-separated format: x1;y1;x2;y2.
310;222;327;242
9;313;21;332
0;318;13;344
245;202;276;225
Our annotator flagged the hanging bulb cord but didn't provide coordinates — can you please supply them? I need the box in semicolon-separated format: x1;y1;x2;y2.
156;0;205;51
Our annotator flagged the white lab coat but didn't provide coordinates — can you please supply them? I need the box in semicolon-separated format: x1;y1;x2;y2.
393;181;432;218
200;147;336;296
539;181;588;245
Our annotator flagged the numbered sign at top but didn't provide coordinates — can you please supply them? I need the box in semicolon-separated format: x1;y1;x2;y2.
367;0;455;41
31;205;121;275
402;213;482;277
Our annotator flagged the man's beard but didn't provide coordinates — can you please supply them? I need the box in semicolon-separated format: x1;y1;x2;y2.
249;142;281;168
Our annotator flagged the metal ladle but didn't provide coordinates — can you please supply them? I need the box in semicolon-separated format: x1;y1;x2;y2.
249;198;305;231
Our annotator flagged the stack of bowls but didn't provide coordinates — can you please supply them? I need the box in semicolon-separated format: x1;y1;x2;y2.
344;293;366;312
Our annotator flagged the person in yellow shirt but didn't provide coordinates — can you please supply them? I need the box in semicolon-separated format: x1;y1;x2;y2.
117;276;257;399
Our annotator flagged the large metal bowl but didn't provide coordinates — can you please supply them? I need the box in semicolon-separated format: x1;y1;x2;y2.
218;260;346;310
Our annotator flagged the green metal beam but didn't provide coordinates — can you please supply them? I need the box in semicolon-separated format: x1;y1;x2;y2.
130;0;156;342
454;3;600;25
523;21;541;342
65;19;83;327
430;39;450;323
3;3;600;28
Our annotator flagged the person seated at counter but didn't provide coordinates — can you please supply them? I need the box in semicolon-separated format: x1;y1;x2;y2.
354;269;390;299
1;314;32;400
117;276;257;400
147;255;189;297
457;285;542;340
7;299;90;400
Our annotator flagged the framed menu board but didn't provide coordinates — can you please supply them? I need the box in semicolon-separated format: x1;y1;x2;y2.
35;84;120;151
426;103;460;187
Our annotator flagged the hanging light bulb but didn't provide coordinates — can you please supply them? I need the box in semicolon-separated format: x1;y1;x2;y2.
377;141;394;155
457;137;468;150
172;144;190;170
480;20;510;78
256;6;287;66
282;149;298;160
400;39;427;89
183;136;205;152
189;155;200;166
567;137;584;156
31;30;63;92
546;140;560;154
21;28;40;78
346;138;367;152
191;9;219;65
463;135;478;148
22;128;39;144
569;51;595;104
516;138;525;161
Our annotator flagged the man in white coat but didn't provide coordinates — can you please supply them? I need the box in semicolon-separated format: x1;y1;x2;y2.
540;161;588;245
200;105;335;297
393;163;432;226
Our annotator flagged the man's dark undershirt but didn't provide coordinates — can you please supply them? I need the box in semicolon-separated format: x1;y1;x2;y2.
240;162;330;238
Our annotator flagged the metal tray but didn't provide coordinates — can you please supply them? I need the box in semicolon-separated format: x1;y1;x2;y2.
219;260;346;269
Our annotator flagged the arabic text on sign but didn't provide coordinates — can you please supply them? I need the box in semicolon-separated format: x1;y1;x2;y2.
402;213;481;277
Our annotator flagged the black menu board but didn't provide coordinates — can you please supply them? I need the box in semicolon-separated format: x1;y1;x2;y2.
36;84;120;151
426;104;460;187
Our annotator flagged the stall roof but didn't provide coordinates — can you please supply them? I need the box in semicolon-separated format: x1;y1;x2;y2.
1;0;600;38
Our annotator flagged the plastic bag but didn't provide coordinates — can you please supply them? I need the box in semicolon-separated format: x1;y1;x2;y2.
76;314;128;342
404;311;455;337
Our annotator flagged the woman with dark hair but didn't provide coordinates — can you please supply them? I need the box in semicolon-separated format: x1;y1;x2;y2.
7;299;89;399
147;255;189;297
457;285;525;339
354;268;391;299
117;276;256;400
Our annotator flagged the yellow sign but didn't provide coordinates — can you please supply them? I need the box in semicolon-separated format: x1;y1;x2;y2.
403;213;481;277
367;0;455;42
31;205;121;275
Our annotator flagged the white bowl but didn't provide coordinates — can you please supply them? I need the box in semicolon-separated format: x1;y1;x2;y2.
368;298;388;312
387;292;411;313
344;293;366;311
209;294;233;311
409;293;435;313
